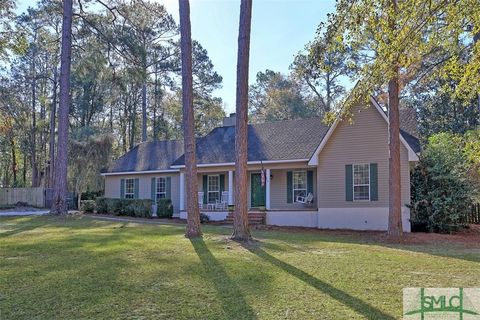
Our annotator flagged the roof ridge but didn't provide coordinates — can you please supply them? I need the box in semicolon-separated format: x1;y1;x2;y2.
141;139;182;144
248;116;325;128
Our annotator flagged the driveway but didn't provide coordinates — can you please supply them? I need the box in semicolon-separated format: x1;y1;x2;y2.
0;207;50;216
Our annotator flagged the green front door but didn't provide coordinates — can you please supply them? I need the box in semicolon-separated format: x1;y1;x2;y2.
250;173;266;207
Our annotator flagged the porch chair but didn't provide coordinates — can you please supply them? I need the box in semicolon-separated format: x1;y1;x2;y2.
197;192;204;210
215;191;229;210
295;192;314;204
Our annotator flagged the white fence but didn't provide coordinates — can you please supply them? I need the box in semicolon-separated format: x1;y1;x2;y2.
0;187;45;207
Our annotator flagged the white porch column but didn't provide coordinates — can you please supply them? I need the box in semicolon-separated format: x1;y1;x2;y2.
266;168;271;210
228;170;234;205
179;172;185;211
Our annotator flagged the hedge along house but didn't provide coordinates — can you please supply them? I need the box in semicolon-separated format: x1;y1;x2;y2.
102;97;420;231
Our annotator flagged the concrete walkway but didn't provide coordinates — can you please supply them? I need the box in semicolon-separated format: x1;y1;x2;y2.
0;208;50;216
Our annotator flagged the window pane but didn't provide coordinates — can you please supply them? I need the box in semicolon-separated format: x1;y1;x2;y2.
293;171;307;200
353;164;370;200
208;176;219;191
125;179;135;198
354;186;369;200
208;192;219;203
156;177;166;200
353;164;369;185
293;171;307;189
208;175;220;203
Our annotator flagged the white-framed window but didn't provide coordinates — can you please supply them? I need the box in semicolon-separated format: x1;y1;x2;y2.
353;164;370;201
293;170;307;200
156;177;166;201
125;178;135;199
207;175;220;203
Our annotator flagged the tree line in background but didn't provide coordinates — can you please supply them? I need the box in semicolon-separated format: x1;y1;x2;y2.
0;0;224;198
249;1;479;138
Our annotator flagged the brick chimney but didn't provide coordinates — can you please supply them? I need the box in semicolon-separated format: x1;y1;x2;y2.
222;113;236;127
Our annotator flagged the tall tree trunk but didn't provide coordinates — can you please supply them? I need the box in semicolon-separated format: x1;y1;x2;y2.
130;103;136;149
387;0;403;236
232;0;253;242
153;67;158;140
109;105;113;130
23;154;27;185
387;71;403;236
31;41;38;188
50;0;73;215
142;80;147;142
10;135;17;186
326;72;331;113
179;0;201;238
40;63;47;187
48;68;57;188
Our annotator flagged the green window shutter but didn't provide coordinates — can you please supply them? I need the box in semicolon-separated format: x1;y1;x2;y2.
134;178;139;199
166;177;172;200
120;179;125;199
307;170;314;195
203;175;208;204
370;163;378;201
219;174;225;193
345;165;353;201
286;171;293;203
151;177;156;202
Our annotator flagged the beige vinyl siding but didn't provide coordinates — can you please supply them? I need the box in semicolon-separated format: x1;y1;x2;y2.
104;173;181;213
104;176;119;198
317;104;411;208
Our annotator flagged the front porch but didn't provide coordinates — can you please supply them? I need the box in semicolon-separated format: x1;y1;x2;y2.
179;207;319;226
178;166;318;213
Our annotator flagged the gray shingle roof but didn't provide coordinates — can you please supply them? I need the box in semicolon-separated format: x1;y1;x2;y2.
106;140;184;173
172;117;330;166
107;107;421;172
399;108;421;153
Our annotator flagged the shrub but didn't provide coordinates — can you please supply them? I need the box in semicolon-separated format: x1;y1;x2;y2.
410;132;479;233
80;200;95;213
200;213;210;224
157;199;173;218
95;197;114;214
95;197;153;218
81;190;103;200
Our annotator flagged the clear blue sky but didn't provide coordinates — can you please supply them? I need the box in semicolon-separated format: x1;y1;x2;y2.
16;0;337;114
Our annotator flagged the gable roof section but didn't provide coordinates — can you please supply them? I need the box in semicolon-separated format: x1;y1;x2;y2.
105;99;421;174
104;140;184;175
172;117;330;166
307;96;420;166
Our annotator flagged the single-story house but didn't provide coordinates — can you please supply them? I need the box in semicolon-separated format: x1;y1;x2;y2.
102;97;420;232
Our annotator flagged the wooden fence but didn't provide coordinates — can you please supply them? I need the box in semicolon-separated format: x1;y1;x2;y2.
469;204;480;225
0;187;45;208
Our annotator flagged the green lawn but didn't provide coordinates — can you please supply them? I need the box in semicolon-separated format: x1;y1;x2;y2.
1;216;479;319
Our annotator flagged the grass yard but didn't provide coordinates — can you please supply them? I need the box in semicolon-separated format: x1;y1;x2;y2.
1;216;479;319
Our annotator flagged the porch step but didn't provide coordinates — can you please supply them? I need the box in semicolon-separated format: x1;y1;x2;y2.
224;211;266;225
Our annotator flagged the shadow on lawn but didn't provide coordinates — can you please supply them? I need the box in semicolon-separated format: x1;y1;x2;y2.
245;244;396;320
0;219;43;238
190;238;257;319
252;228;480;264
